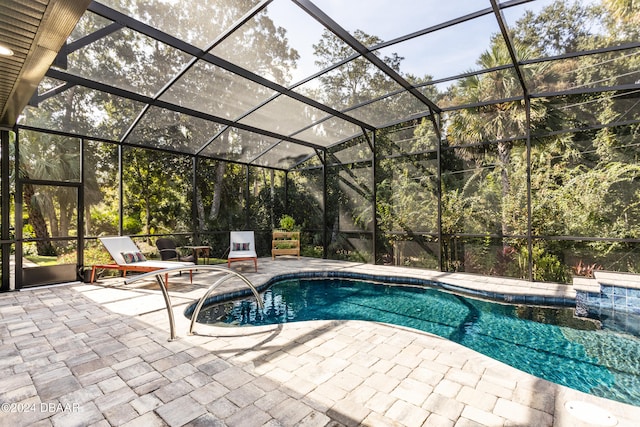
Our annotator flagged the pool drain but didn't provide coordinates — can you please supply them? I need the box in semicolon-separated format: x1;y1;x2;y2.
564;400;617;426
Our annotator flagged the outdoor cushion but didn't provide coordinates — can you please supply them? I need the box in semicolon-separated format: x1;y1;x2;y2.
121;250;146;263
232;242;250;251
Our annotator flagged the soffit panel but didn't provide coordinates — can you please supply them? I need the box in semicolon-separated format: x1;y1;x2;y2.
0;0;91;126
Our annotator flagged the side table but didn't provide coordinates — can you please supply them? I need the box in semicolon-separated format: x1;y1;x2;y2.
183;245;211;265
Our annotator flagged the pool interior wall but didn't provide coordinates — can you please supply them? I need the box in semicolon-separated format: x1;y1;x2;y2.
188;269;640;338
185;270;577;318
575;271;640;336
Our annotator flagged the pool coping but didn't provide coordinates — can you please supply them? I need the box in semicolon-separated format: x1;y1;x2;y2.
185;263;578;317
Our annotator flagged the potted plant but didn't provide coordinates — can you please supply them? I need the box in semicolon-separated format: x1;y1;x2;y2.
279;214;296;232
272;215;300;259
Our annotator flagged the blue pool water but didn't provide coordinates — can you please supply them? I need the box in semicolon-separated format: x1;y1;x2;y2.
195;278;640;406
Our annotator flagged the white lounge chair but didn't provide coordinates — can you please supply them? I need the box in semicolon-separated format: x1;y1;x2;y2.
91;236;194;284
227;231;258;272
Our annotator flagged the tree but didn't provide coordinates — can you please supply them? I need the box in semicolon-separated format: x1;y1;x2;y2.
312;29;404;110
509;0;640;277
123;148;191;240
17;131;81;255
446;37;555;238
196;158;247;232
512;1;597;57
312;28;437;258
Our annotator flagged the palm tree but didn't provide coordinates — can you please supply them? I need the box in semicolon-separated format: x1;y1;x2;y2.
446;38;553;237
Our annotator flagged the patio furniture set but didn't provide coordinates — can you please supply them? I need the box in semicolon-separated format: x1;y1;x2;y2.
90;230;300;283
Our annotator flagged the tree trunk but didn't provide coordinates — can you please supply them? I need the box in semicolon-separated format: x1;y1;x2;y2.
58;196;69;237
58;187;75;238
45;194;59;237
267;169;275;229
497;140;511;238
209;161;226;220
145;190;151;243
196;186;205;229
23;183;55;255
331;210;340;244
85;204;92;235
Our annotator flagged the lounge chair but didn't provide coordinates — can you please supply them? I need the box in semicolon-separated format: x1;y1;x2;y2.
90;236;194;284
227;231;258;272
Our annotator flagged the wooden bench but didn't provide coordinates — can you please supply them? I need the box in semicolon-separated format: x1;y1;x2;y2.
271;231;300;259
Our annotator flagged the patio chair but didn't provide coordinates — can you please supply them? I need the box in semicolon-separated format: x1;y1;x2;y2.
227;231;258;272
90;236;194;284
156;238;195;262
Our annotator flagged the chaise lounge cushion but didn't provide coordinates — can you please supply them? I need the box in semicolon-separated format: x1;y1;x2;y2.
121;250;146;263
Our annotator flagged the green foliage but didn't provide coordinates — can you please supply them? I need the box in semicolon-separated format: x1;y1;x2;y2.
512;0;597;56
89;205;119;236
24;255;57;266
248;167;322;233
274;242;296;249
279;215;296;231
55;246;113;266
519;244;570;283
533;253;569;283
301;245;323;258
123;147;193;235
122;216;142;235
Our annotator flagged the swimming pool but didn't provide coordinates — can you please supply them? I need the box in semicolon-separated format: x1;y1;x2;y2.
193;277;640;407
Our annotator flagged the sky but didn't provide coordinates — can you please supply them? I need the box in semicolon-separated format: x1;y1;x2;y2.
99;0;596;87
266;0;592;85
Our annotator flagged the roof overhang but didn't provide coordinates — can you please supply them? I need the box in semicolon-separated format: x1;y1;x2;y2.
0;0;90;127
